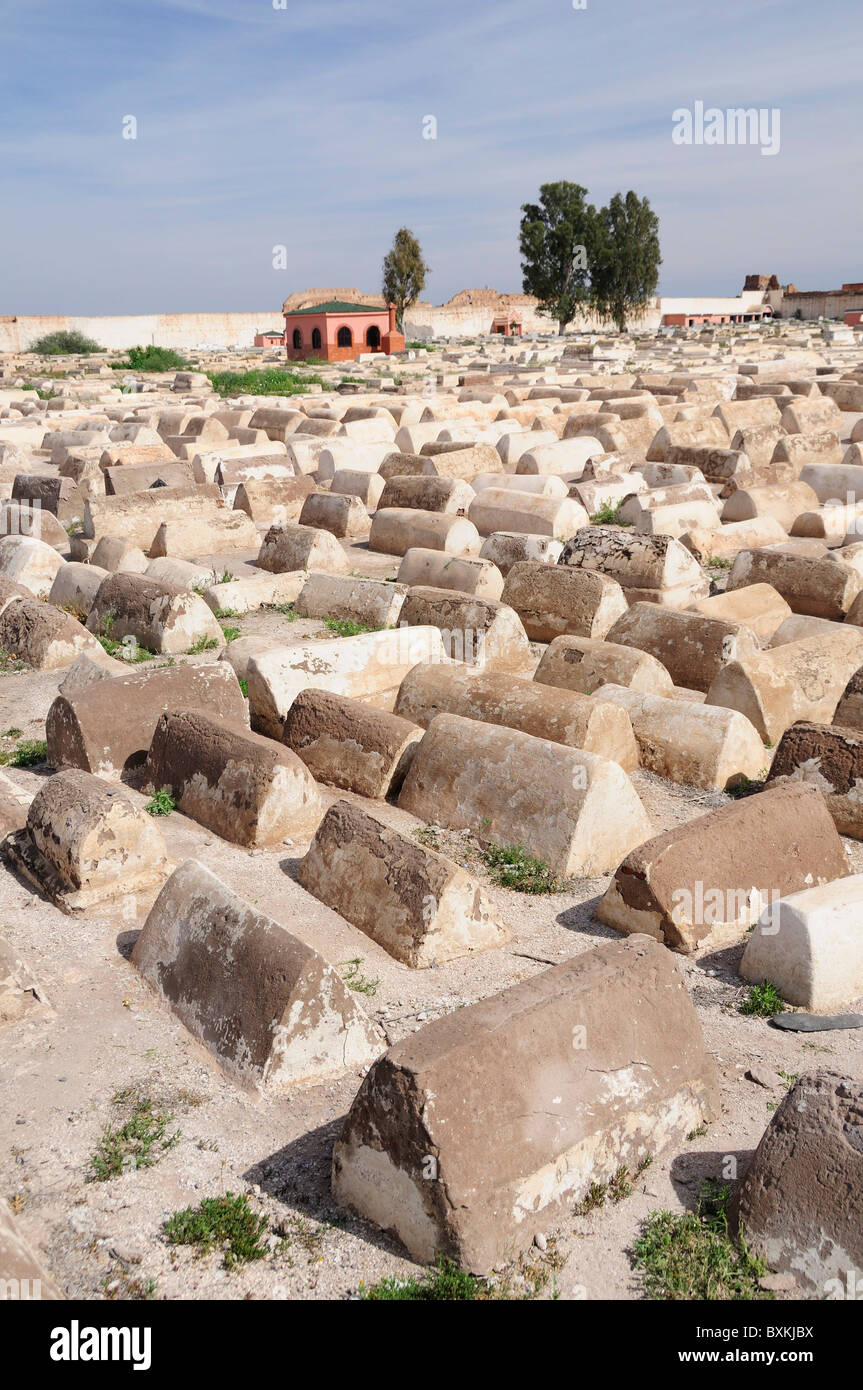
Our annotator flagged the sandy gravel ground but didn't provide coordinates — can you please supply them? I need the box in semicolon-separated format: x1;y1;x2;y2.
1;514;861;1305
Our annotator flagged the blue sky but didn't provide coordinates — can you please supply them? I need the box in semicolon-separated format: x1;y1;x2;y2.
1;0;860;313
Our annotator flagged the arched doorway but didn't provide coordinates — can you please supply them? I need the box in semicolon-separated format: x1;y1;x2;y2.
311;327;322;351
337;326;353;348
292;328;302;350
365;325;381;349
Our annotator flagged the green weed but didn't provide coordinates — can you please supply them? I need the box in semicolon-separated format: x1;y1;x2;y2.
632;1180;773;1300
163;1193;268;1269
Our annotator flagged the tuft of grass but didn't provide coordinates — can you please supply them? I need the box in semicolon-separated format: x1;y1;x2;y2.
90;1097;180;1182
220;626;241;643
590;501;631;526
413;823;442;849
0;648;25;676
705;554;732;570
340;958;380;996
361;1257;484;1301
217;571;235;585
609;1165;637;1203
725;775;765;800
361;1247;564;1301
322;616;380;638
214;608;238;619
146;788;176;817
575;1181;609;1216
2;727;23;739
267;602;298;620
0;738;48;768
481;842;566;895
276;1213;327;1257
575;1158;651;1215
117;345;191;373
632;1179;774;1300
238;677;249;698
103;1273;159;1301
188;635;219;653
738;981;786;1017
97;611;154;662
98;636;155;663
207;368;329;399
163;1192;268;1269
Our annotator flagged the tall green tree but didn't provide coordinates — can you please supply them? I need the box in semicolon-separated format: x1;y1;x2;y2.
590;191;661;333
382;228;430;332
519;182;596;333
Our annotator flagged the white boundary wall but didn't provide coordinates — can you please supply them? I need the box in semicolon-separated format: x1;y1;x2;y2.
2;289;774;353
0;313;285;354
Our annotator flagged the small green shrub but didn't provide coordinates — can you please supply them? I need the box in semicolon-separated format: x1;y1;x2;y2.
31;329;104;355
120;345;191;372
98;637;155;663
220;626;241;643
340;958;380;996
590;502;631;526
188;635;218;654
362;1257;483;1301
739;981;786;1017
97;611;155;663
146;789;175;817
632;1180;773;1300
163;1193;268;1268
481;842;566;894
90;1097;180;1181
0;739;48;767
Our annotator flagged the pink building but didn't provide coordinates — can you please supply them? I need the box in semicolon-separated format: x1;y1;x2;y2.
491;313;523;336
254;328;286;347
282;301;405;362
